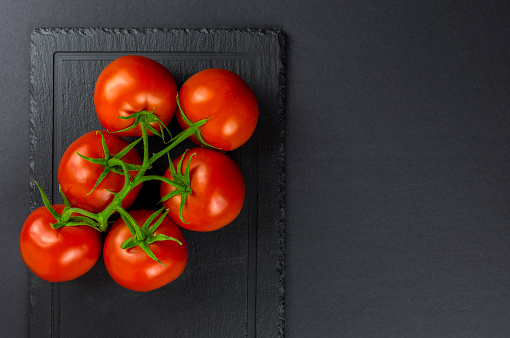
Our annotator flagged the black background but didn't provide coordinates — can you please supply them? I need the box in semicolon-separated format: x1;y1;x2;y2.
2;0;510;337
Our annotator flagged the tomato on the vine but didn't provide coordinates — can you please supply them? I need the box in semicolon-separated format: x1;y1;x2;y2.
160;148;245;232
58;130;143;213
19;204;102;282
22;56;259;290
177;68;258;151
103;209;188;292
94;55;178;136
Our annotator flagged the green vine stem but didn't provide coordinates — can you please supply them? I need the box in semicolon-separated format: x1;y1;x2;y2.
54;113;208;233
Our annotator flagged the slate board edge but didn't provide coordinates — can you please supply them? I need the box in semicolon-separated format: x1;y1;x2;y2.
276;30;286;338
28;27;286;337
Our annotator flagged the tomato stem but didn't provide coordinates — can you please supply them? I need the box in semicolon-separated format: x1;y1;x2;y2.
176;93;220;150
36;111;202;234
135;175;187;191
60;208;100;222
147;119;207;166
92;116;187;232
93;121;152;232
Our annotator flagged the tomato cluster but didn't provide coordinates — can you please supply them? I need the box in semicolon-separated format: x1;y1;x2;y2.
20;55;258;292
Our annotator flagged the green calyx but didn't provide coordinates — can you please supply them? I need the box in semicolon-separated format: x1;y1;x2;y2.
115;108;172;142
35;181;101;231
176;93;220;150
117;208;182;265
160;150;195;224
77;131;144;196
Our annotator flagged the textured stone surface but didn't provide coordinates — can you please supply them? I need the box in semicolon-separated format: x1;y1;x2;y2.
30;28;285;337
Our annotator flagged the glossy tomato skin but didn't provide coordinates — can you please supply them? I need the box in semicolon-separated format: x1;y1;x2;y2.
103;210;188;292
160;148;245;232
58;130;142;213
19;205;102;282
177;68;258;151
94;55;178;137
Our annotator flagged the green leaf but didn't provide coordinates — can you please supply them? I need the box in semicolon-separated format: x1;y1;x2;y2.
176;93;193;126
156;120;172;144
194;128;221;151
69;216;101;230
114;112;143;134
146;112;173;143
107;166;125;176
103;189;117;196
146;123;162;138
59;184;71;209
107;162;144;177
160;190;181;202
183;153;195;187
35;181;60;220
142;208;166;234
76;152;107;166
167;153;178;179
97;131;111;159
120;237;139;250
176;149;187;175
178;194;189;224
117;207;144;240
176;93;220;150
117;111;141;120
87;168;111;195
148;209;170;235
113;121;138;134
107;158;132;189
51;221;68;229
139;242;165;265
148;234;182;245
113;137;142;159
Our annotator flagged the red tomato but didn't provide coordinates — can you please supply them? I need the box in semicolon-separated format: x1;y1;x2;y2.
19;205;102;282
177;68;258;151
103;209;188;292
94;55;178;137
160;148;245;231
58;130;142;213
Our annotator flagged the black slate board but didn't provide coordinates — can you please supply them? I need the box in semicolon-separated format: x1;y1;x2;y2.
29;28;285;338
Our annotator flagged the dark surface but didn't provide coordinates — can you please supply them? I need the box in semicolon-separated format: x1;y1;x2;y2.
2;1;510;337
29;29;284;337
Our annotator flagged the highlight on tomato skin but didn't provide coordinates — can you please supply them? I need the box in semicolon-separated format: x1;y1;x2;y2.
19;205;103;283
103;209;188;292
94;55;178;137
177;68;258;151
160;147;245;232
